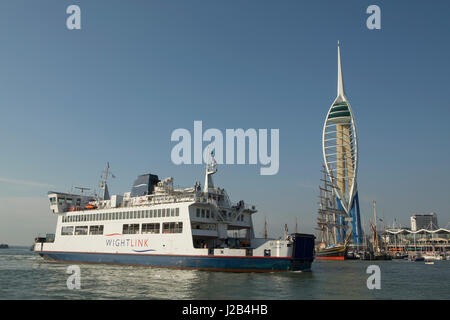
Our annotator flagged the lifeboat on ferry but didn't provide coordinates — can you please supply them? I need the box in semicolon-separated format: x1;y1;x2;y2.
85;204;97;210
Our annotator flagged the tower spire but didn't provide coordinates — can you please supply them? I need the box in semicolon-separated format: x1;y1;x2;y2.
337;41;345;98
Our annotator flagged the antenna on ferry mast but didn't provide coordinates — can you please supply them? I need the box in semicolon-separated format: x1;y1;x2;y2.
99;162;115;200
74;186;91;195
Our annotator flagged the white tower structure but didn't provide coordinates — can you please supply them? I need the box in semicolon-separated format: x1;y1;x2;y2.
322;41;362;244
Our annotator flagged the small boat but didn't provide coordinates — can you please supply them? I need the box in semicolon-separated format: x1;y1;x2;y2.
422;253;443;261
373;252;392;260
359;251;372;260
316;245;347;260
425;260;434;265
410;255;425;262
359;251;392;261
392;253;408;259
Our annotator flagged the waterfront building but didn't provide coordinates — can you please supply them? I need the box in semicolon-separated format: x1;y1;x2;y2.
385;228;450;255
410;213;439;231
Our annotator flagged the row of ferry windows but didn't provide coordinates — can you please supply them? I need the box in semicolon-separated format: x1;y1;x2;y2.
62;208;180;223
196;208;214;219
196;208;244;221
61;222;183;236
50;197;81;206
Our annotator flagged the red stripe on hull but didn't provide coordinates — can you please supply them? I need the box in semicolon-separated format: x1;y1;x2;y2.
315;256;345;260
37;250;293;260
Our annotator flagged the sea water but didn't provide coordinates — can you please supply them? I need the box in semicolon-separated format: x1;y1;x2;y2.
0;247;449;299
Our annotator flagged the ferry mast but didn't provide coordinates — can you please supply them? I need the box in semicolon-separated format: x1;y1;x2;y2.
203;150;217;194
99;162;115;201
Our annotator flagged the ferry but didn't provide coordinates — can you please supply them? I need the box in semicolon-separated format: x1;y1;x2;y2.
34;161;315;272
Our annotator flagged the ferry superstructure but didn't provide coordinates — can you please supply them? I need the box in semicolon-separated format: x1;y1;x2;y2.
34;161;315;272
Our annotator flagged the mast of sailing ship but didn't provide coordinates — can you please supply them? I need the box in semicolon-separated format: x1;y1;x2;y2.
382;210;387;253
263;217;268;239
372;200;380;253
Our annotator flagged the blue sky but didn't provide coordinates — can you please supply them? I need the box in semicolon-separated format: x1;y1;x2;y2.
1;1;450;244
